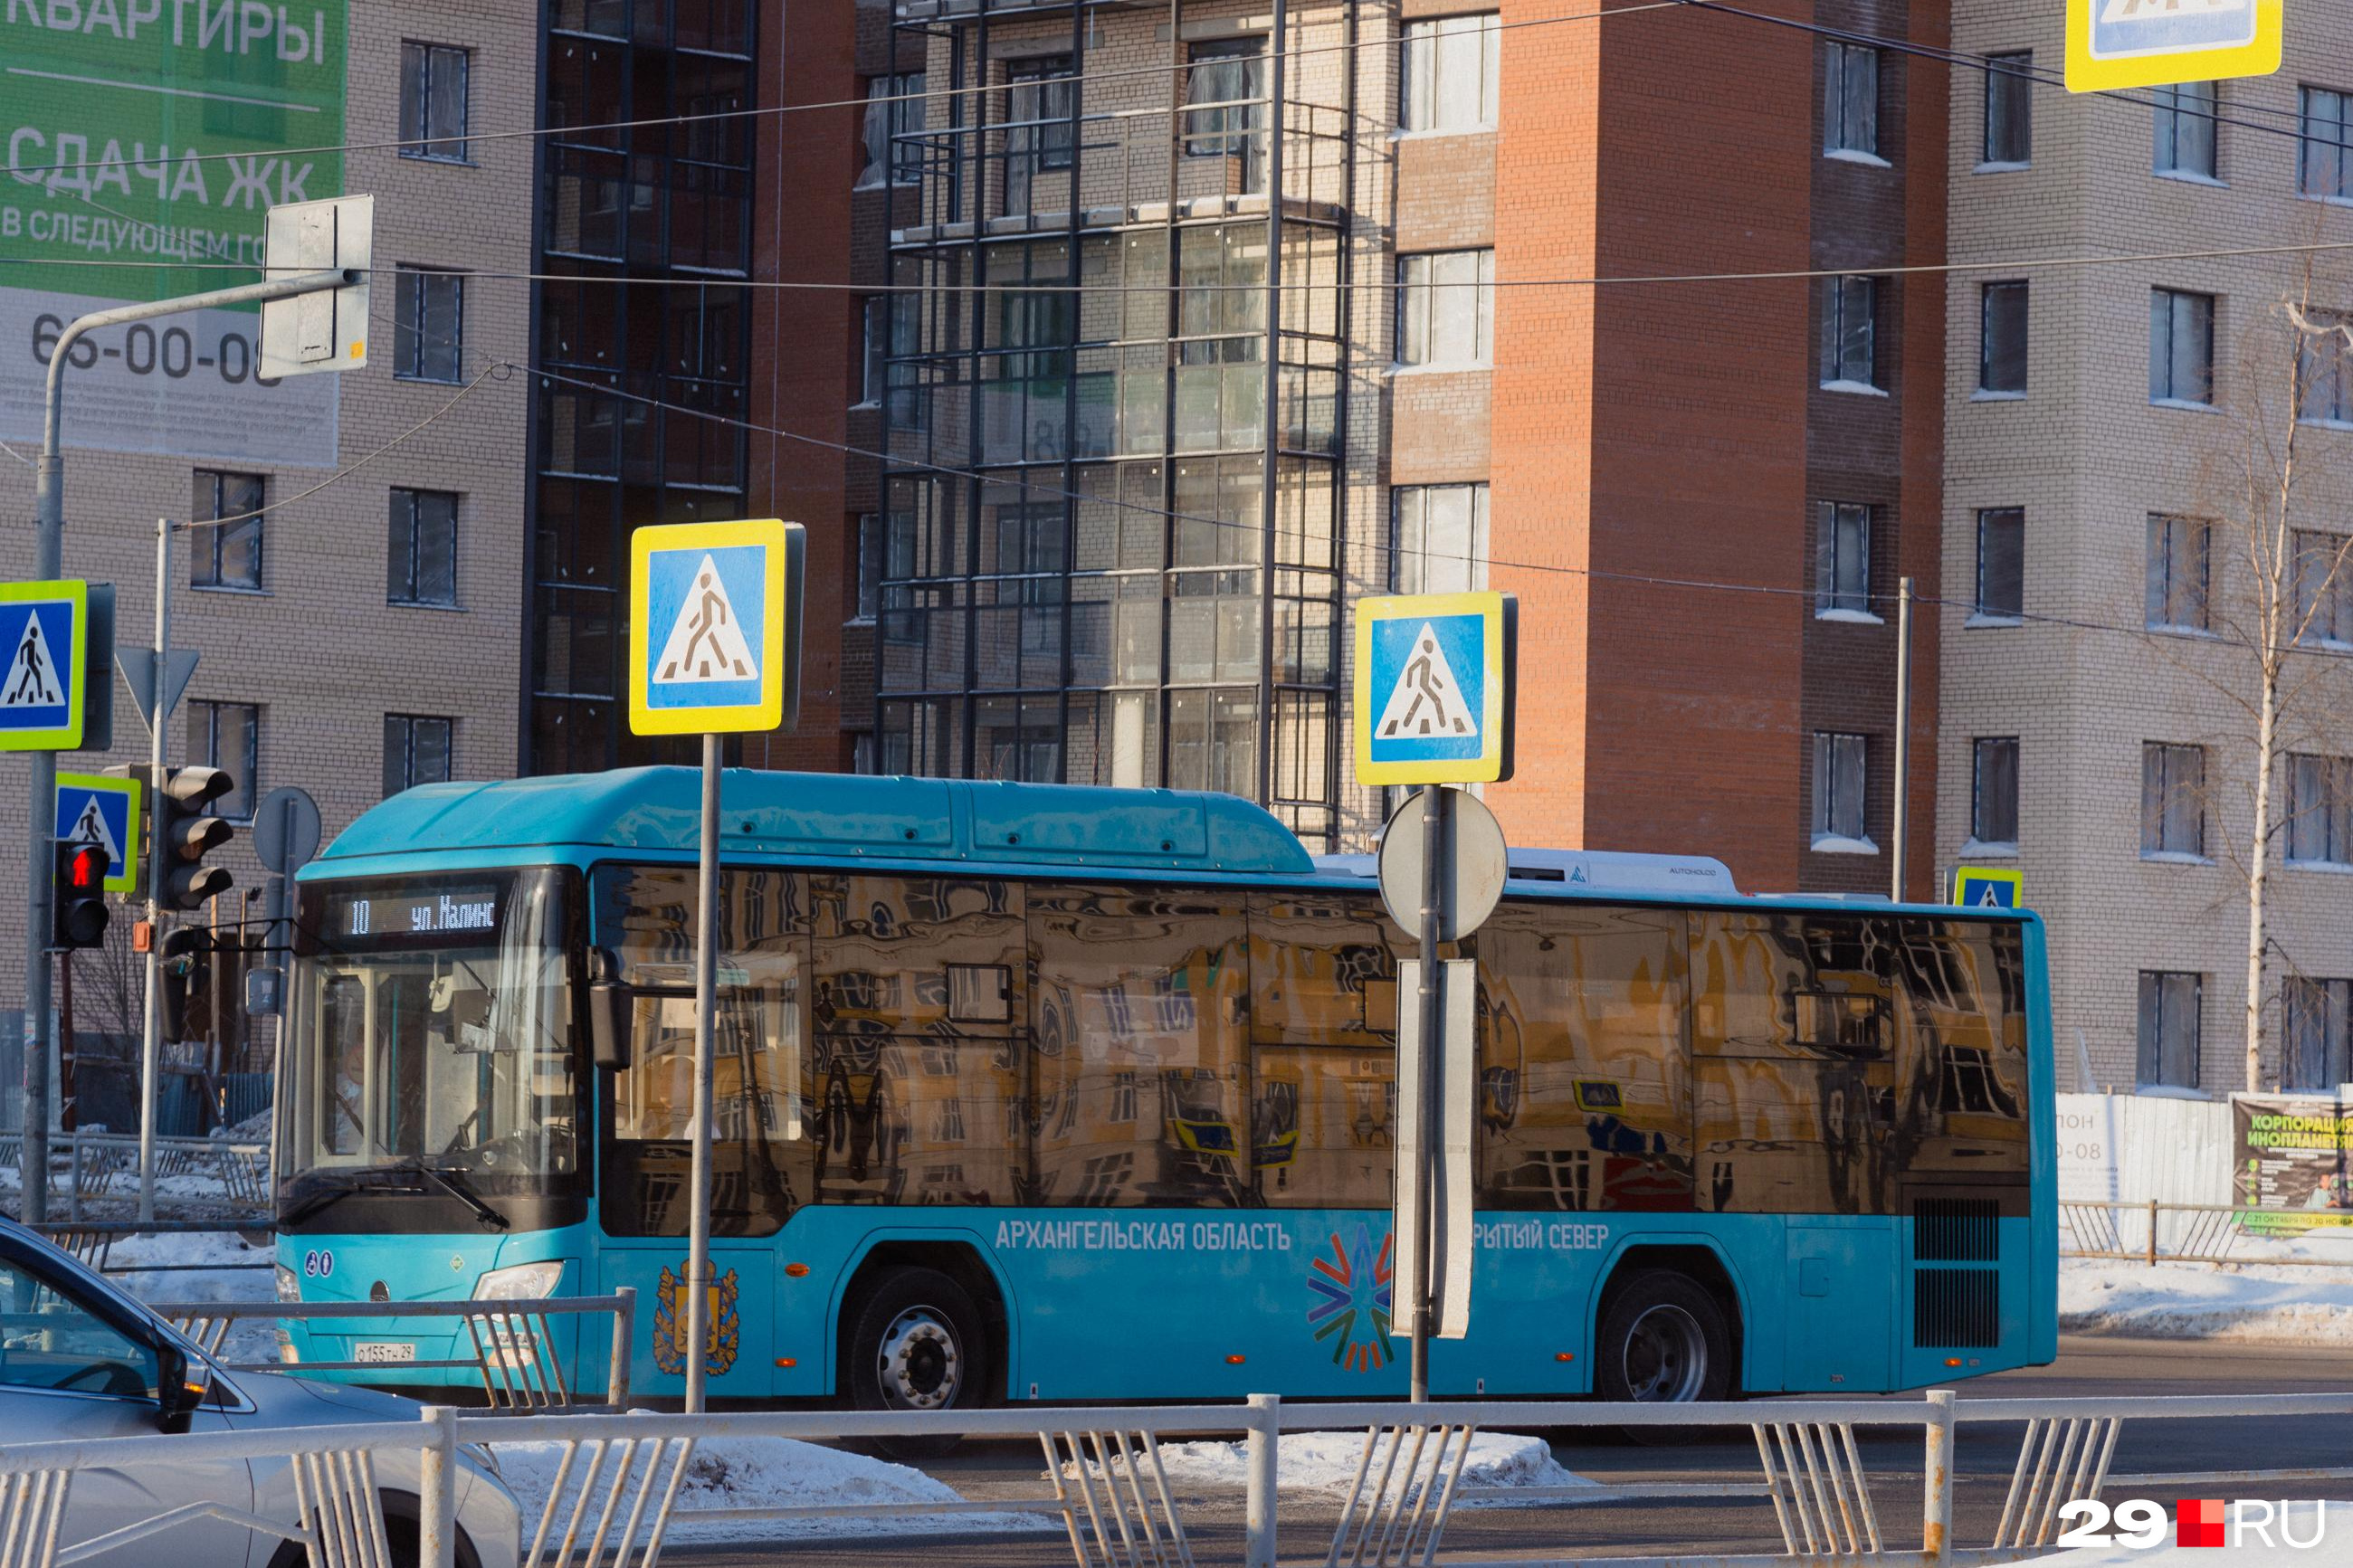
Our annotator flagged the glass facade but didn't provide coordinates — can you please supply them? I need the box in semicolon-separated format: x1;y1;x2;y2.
527;0;757;773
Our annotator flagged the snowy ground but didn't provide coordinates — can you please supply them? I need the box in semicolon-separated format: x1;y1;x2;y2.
1063;1430;1593;1506
490;1434;1052;1544
2062;1228;2353;1345
105;1228;282;1364
2050;1500;2348;1562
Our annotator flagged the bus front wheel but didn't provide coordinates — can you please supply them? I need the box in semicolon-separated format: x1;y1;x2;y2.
844;1267;988;1457
1594;1269;1733;1426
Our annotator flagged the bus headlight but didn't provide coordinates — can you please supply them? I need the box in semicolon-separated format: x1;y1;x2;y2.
474;1260;565;1301
275;1264;301;1304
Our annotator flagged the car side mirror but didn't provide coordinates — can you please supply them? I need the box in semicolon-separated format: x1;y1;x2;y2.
154;1342;200;1434
590;981;633;1072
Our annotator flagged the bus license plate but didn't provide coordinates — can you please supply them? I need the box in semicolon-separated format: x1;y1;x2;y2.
353;1342;417;1364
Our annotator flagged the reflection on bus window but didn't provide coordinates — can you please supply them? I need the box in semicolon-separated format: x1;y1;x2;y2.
1249;893;1406;1208
809;1037;1023;1205
812;875;1025;1038
1031;888;1249;1207
1476;903;1691;1211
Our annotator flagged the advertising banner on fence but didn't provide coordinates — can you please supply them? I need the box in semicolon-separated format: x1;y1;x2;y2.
0;1;348;466
2233;1095;2353;1233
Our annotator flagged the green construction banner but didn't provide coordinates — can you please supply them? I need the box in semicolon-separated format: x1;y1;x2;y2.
1;0;348;463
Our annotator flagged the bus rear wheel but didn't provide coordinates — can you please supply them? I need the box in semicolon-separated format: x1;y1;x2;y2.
844;1267;988;1459
1594;1270;1733;1442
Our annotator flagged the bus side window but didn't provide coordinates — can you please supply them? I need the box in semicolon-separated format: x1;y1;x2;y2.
1475;902;1691;1212
809;875;1025;1206
1029;887;1249;1208
1888;919;2030;1183
1249;893;1408;1209
1691;912;1898;1216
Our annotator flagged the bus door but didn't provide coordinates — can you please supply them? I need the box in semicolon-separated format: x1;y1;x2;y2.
593;864;807;1399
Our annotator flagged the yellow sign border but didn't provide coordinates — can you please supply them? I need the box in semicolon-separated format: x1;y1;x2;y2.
1951;866;2024;910
2065;0;2281;92
0;579;87;753
1353;590;1510;786
629;520;790;737
56;772;141;894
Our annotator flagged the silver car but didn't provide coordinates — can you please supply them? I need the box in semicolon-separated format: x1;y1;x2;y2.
0;1219;520;1568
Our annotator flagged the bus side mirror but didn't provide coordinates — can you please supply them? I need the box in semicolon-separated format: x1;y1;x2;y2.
591;981;633;1072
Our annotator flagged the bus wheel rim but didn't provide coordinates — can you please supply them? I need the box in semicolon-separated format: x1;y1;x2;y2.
879;1307;961;1410
1623;1304;1707;1402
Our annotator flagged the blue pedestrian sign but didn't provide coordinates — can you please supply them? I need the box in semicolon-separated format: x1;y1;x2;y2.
2066;0;2279;92
1952;867;2024;910
1353;591;1516;786
0;580;86;752
54;773;140;894
629;520;805;737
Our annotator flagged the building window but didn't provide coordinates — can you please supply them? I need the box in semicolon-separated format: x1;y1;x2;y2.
883;287;925;432
1814;501;1872;616
186;700;259;822
1821;274;1879;391
2299;311;2353;424
2295;531;2353;644
1822;42;1880;159
383;715;453;798
1982;52;2032;166
1972;736;2020;849
1811;731;1871;850
191;470;263;591
393;267;465;383
1393;483;1490;594
2136;971;2201;1088
1005;54;1075;211
2283;977;2352;1091
1976;507;2024;621
2146;514;2211;632
2141;742;2206;859
2149;287;2215;406
1979;280;2028;394
1396;250;1494;366
2288;755;2353;866
859;72;927;187
2154;81;2218;179
853;514;882;622
850;731;878;774
861;297;886;406
2300;85;2353;201
387;489;459;608
399;42;471;162
1401;14;1500;133
1186;38;1266;181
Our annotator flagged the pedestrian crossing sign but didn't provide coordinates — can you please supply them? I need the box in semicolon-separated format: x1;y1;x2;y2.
2066;0;2280;92
55;773;139;893
629;519;805;737
1952;866;2024;910
1353;591;1515;786
0;580;86;752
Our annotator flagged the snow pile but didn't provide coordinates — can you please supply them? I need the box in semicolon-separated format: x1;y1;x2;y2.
107;1230;281;1365
2053;1500;2349;1563
492;1434;1049;1544
2061;1240;2353;1345
1064;1430;1591;1505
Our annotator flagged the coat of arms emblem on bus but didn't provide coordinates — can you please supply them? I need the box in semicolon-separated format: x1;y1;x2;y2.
653;1264;742;1376
1305;1223;1393;1372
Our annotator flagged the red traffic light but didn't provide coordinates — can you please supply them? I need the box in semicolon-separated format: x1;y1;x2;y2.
66;842;106;891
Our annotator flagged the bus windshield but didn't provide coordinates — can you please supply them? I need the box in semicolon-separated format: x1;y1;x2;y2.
284;869;580;1204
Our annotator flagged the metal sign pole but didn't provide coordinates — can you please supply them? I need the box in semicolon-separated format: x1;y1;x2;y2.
1891;575;1913;903
138;518;171;1223
684;732;721;1414
1410;783;1448;1404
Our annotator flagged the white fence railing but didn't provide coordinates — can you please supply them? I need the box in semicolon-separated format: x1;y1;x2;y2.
0;1132;270;1217
3;1388;2350;1568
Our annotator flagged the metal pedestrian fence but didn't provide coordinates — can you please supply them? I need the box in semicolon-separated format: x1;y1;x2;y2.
2058;1198;2350;1266
0;1387;2349;1567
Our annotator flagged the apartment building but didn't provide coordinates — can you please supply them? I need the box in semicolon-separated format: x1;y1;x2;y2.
1941;3;2353;1092
0;1;538;1071
822;0;1952;886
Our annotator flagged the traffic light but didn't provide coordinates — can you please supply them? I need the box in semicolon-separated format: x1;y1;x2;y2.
51;841;110;950
156;766;236;912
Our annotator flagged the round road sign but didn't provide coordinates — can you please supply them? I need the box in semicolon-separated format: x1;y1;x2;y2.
252;784;323;876
1377;787;1508;942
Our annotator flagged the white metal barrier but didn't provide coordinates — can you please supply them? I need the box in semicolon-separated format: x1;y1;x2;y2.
0;1133;270;1218
0;1390;2349;1567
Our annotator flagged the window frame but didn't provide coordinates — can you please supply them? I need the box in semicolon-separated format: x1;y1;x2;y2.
1185;37;1267;166
1822;40;1881;161
2139;741;2207;860
1970;736;2020;851
2294;529;2353;646
399;41;472;164
1392;482;1491;594
387;488;460;609
1981;51;2033;168
1814;500;1872;618
1810;730;1872;851
2282;976;2353;1092
1974;506;2024;622
1821;274;1881;392
393;266;467;385
191;470;265;593
383;714;455;799
2286;753;2353;868
1395;249;1495;368
2154;81;2219;182
1401;13;1501;135
186;699;260;822
2136;970;2201;1088
2146;513;2212;633
2300;84;2353;202
1977;280;2028;397
2149;287;2216;408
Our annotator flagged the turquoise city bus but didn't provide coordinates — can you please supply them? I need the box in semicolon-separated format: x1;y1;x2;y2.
272;767;2056;1409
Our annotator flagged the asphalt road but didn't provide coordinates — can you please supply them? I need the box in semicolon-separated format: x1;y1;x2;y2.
669;1337;2353;1565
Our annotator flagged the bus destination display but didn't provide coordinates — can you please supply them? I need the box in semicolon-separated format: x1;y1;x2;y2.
329;886;500;939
